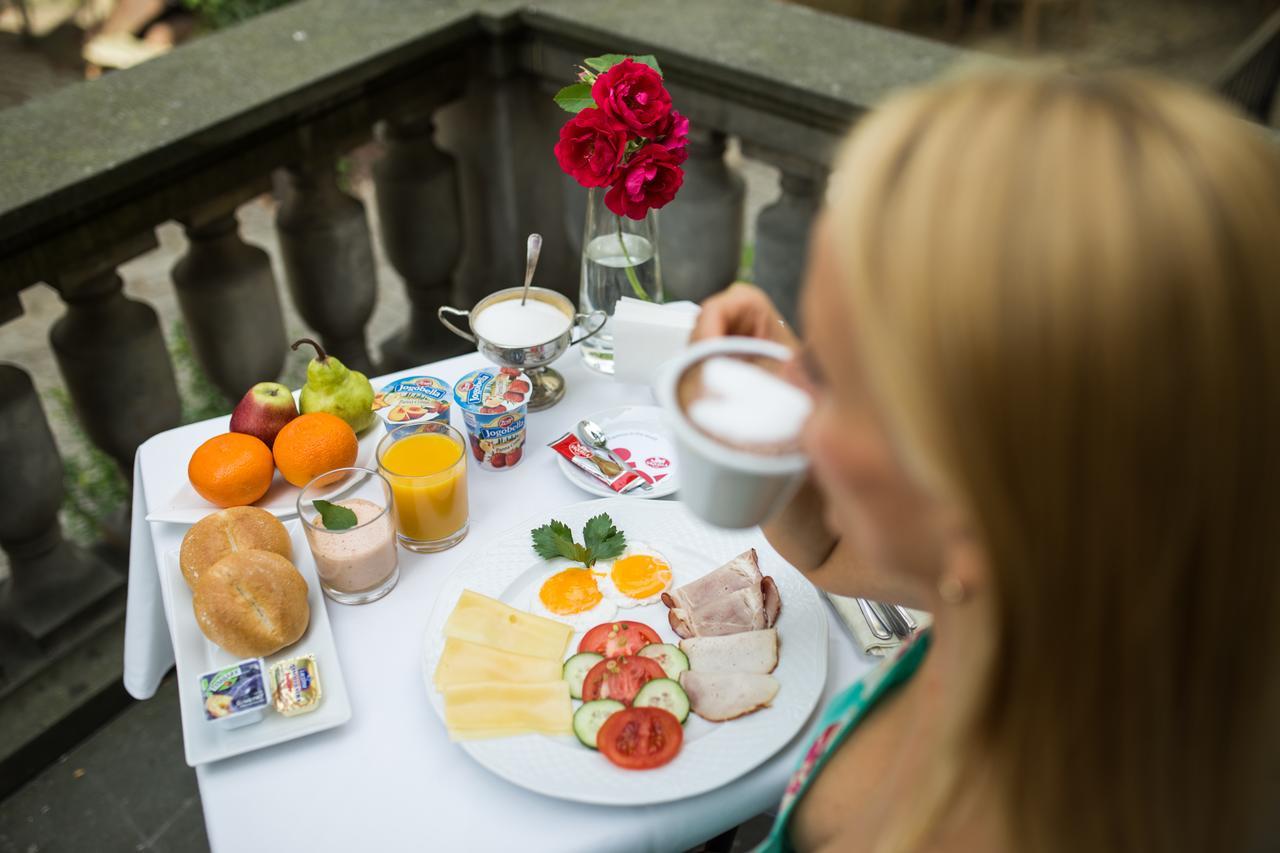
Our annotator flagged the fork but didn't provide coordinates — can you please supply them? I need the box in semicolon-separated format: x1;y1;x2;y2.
869;600;912;639
854;598;892;641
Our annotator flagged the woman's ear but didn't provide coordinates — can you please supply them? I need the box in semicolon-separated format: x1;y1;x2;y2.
934;507;988;607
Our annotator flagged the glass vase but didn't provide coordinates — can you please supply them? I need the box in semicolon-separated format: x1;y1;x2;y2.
578;188;664;375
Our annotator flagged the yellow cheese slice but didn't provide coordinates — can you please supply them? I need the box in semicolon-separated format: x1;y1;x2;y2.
433;638;562;688
442;680;572;740
443;590;572;659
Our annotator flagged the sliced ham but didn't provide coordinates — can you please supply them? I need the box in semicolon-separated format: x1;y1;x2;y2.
762;575;781;627
669;586;767;637
664;549;762;612
680;629;778;674
679;671;780;721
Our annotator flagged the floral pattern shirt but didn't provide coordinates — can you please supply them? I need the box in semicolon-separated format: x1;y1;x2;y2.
755;630;932;852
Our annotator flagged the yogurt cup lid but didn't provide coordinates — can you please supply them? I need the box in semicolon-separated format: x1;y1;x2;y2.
453;367;532;414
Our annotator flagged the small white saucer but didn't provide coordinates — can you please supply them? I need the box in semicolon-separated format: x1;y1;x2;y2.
553;405;679;500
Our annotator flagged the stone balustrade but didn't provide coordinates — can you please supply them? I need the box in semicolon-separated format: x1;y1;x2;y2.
0;0;969;656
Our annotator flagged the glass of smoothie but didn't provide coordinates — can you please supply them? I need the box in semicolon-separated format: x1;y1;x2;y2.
296;467;399;605
376;421;470;553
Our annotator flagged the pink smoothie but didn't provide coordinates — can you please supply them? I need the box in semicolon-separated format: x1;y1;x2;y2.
306;498;398;594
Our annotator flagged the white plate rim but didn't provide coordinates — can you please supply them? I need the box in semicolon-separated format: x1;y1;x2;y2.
553;405;679;500
420;497;828;805
158;520;353;765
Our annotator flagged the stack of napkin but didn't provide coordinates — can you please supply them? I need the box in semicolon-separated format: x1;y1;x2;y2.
826;594;932;657
611;297;701;386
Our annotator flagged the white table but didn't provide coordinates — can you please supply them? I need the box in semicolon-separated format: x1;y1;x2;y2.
125;347;875;853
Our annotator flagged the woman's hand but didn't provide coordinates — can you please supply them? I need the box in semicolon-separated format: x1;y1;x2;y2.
691;283;799;349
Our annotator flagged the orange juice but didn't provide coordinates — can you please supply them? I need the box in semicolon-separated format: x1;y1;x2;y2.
379;433;468;544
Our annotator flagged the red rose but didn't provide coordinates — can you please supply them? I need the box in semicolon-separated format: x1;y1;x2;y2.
554;107;629;188
592;59;672;137
656;110;689;164
604;144;685;220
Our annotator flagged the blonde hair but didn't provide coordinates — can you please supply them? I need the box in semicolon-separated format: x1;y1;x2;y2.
829;69;1280;852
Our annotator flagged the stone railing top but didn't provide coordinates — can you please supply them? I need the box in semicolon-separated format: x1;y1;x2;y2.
0;0;964;257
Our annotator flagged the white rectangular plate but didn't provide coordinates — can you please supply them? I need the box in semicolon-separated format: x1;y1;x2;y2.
159;521;353;766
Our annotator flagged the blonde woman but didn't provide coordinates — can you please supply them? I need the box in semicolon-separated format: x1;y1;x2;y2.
693;71;1280;853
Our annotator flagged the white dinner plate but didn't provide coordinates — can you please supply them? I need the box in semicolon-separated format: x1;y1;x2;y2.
146;421;384;524
160;521;353;766
420;498;828;806
553;405;679;500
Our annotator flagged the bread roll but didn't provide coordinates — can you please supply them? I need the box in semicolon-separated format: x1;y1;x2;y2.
180;506;291;587
193;550;309;657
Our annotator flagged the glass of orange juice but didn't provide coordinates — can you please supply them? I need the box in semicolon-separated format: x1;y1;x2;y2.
376;422;470;553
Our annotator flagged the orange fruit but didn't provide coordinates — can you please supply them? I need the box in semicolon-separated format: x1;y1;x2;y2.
188;433;275;508
272;411;358;487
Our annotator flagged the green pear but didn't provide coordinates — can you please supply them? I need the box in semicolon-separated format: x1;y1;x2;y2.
292;338;375;434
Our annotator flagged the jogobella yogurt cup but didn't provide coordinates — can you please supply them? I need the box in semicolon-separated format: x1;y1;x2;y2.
452;367;531;471
372;376;451;427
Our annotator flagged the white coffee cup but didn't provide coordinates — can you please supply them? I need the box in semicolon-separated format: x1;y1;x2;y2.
656;337;809;529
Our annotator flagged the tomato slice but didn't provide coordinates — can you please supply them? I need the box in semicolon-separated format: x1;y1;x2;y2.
579;621;662;657
581;655;665;704
597;707;683;770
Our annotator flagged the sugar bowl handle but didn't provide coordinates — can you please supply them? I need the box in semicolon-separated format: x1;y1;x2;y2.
570;310;608;346
437;306;476;343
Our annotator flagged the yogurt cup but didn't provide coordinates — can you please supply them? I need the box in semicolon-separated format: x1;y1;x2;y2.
656;337;809;528
372;376;451;427
452;367;531;471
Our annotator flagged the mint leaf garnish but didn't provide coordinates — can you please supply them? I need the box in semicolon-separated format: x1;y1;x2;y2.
314;499;358;531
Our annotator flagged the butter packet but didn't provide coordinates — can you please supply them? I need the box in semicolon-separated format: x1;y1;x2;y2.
268;654;322;717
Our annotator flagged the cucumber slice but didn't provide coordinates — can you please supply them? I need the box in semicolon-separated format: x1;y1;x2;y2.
633;678;690;724
637;643;690;680
562;652;604;700
573;699;625;749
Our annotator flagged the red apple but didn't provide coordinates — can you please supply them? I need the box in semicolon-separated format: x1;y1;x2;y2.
230;382;298;449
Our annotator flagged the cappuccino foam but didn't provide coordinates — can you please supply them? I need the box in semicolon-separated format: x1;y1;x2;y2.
686;357;811;450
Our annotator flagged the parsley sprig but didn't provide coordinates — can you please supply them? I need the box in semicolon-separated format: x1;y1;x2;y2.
531;514;626;567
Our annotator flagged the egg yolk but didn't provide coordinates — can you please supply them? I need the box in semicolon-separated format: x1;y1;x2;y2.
538;568;603;614
610;555;673;599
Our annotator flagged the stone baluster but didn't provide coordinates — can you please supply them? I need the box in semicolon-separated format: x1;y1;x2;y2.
658;128;745;303
747;147;827;327
49;246;183;478
435;42;576;307
172;204;288;400
275;161;377;374
373;113;469;369
0;365;121;645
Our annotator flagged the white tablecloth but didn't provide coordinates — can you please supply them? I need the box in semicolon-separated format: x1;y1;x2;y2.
123;347;876;853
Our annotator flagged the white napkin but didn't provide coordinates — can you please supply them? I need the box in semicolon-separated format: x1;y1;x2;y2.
122;454;173;700
611;297;701;386
826;593;932;657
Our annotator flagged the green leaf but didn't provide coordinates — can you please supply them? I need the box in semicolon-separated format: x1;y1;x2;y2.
532;519;579;560
584;513;626;562
584;53;627;72
313;499;358;531
553;82;594;114
584;53;662;77
631;54;662;76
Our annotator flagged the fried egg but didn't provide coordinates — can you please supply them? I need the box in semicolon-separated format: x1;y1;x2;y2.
530;567;618;631
595;543;674;607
